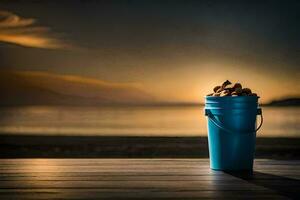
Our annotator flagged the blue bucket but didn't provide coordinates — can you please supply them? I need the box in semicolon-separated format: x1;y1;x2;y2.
204;96;263;171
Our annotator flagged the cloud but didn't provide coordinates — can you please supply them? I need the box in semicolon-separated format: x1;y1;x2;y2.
0;70;154;105
0;10;72;49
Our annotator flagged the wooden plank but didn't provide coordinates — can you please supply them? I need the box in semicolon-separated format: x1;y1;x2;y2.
0;158;297;163
1;174;290;181
0;166;299;172
0;159;299;167
0;174;299;181
0;189;289;200
1;169;299;175
15;161;296;167
0;180;271;190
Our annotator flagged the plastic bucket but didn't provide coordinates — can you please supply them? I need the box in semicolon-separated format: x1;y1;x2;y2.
204;96;263;171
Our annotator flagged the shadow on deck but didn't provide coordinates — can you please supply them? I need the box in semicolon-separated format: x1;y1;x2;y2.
225;171;300;199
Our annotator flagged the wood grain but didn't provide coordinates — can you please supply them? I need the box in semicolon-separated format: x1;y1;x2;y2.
0;159;299;199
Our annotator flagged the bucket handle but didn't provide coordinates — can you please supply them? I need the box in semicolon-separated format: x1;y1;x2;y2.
205;108;263;134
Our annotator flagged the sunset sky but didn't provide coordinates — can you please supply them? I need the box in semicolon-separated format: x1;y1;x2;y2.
0;0;299;103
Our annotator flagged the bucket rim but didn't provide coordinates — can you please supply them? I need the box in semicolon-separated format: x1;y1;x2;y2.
205;96;260;99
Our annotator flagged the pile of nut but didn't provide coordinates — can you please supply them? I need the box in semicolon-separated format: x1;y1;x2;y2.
207;80;258;97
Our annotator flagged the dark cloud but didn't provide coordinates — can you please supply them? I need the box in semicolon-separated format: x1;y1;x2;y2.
0;10;73;49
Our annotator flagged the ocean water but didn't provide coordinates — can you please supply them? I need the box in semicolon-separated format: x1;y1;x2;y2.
0;106;299;137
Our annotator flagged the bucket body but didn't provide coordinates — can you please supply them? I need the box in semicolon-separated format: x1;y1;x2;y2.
205;96;261;171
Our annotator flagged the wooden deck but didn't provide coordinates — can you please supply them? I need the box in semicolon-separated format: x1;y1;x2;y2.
0;159;299;199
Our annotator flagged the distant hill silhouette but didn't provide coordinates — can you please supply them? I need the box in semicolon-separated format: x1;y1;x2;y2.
266;98;300;106
0;70;155;106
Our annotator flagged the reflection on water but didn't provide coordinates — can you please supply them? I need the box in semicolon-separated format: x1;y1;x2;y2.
0;106;299;137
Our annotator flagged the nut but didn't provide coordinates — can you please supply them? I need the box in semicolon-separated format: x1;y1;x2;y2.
224;87;234;93
213;86;221;92
235;87;243;94
220;90;230;97
213;93;221;96
249;93;257;96
216;88;223;93
233;83;242;89
242;88;252;94
221;80;232;89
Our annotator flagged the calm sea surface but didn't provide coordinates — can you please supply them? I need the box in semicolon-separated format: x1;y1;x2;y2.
0;106;299;137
